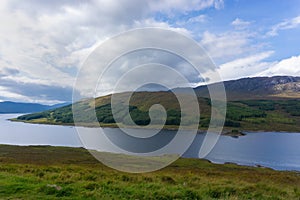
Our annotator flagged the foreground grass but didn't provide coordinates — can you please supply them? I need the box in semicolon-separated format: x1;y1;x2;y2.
1;145;300;199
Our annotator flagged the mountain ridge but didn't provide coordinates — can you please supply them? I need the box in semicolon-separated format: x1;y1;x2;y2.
0;101;70;114
194;76;300;100
14;76;300;132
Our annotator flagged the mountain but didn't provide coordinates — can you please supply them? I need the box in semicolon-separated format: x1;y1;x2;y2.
15;76;300;132
0;101;70;114
194;76;300;100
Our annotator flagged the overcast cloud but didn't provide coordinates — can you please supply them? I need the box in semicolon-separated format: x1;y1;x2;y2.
0;0;299;104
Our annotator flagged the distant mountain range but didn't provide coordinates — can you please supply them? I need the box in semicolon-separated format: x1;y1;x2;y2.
15;76;300;132
194;76;300;100
0;101;70;114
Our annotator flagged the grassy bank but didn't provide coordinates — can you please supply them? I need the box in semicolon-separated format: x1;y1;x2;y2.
14;95;300;132
1;144;300;199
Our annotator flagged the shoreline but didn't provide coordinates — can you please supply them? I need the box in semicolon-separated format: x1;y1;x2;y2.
4;115;300;172
1;139;300;198
9;118;300;135
0;143;296;172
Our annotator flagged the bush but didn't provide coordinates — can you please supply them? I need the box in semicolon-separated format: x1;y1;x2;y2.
225;120;241;127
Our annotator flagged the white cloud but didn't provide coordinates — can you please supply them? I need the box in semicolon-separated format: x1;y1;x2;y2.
2;0;298;104
257;55;300;77
75;28;217;98
200;31;251;61
207;51;274;82
231;18;251;29
0;86;32;102
267;15;300;36
133;18;192;36
187;15;207;23
208;52;300;83
176;14;207;26
0;0;224;103
148;0;224;13
199;16;300;82
220;51;273;69
175;15;207;27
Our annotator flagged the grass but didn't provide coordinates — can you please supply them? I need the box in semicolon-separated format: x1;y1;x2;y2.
1;144;300;199
14;93;300;132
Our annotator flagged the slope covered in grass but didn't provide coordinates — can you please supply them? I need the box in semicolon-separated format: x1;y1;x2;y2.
15;91;300;132
1;144;300;199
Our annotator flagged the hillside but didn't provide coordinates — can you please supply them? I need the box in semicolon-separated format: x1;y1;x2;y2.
195;76;300;100
14;76;300;132
0;101;69;114
1;144;300;199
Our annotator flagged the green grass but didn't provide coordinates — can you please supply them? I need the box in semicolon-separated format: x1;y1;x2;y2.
14;92;300;132
1;144;300;199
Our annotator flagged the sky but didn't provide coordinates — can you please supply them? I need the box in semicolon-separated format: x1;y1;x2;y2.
0;0;300;104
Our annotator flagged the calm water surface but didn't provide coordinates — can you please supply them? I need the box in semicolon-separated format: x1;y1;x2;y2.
1;114;300;171
0;114;81;147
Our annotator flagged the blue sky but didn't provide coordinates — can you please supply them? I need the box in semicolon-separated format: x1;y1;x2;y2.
0;0;299;104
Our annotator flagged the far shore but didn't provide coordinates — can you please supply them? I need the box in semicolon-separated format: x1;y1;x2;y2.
9;117;300;136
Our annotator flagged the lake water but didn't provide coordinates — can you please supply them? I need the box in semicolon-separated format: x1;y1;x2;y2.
1;114;300;171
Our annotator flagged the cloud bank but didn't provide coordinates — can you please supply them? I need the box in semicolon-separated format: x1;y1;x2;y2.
0;0;299;103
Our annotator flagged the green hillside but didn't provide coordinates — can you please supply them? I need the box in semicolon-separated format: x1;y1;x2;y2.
14;91;300;132
1;144;300;199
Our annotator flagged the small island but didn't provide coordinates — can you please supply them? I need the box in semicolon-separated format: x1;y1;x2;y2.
223;129;246;137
